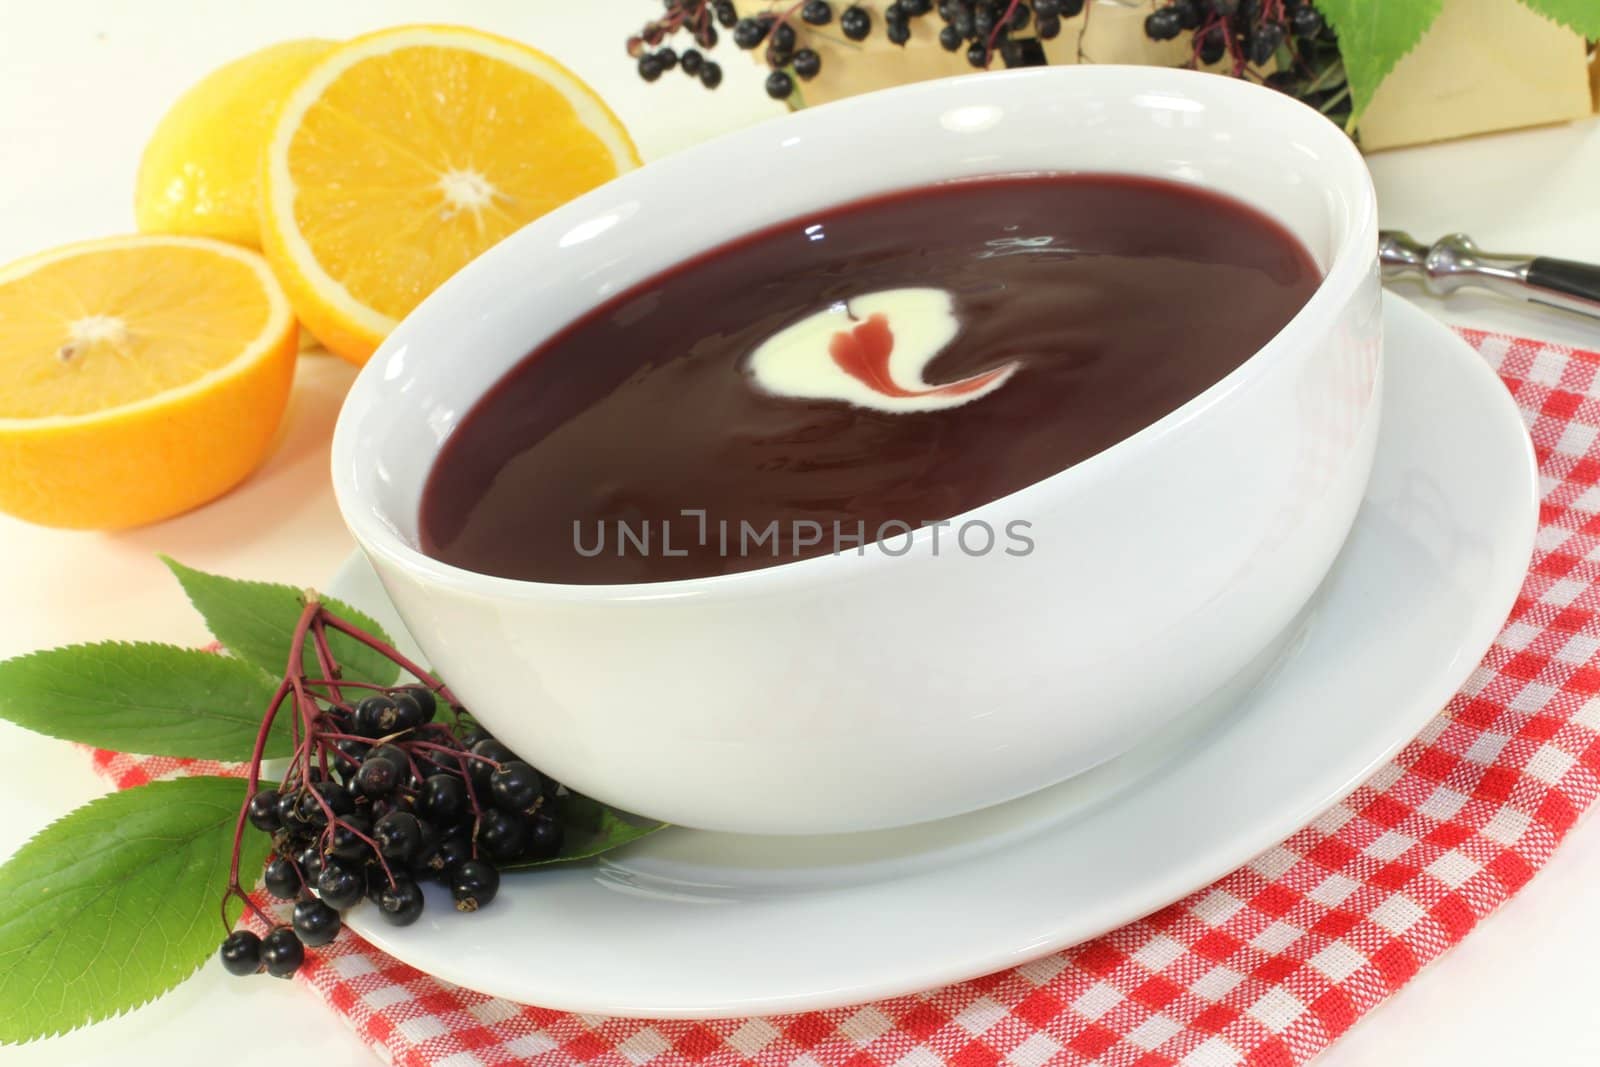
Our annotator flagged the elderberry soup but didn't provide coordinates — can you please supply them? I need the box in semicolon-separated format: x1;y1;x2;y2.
419;174;1320;584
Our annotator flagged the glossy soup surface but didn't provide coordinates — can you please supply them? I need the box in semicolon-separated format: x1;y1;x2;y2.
419;174;1321;584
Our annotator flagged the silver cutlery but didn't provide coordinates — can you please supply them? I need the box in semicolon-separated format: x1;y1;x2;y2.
1380;231;1600;321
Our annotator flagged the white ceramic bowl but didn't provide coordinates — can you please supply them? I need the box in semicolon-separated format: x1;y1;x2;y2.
332;65;1382;834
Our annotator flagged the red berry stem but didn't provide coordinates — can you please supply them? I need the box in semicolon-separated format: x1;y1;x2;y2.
220;595;321;932
985;0;1022;62
452;750;489;860
309;617;345;707
318;612;460;708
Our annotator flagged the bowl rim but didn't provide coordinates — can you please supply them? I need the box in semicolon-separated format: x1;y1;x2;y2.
330;63;1378;604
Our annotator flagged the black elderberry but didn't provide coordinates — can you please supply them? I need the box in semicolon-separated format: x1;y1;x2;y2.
655;47;679;71
767;40;794;68
364;738;404;760
450;859;501;912
1034;0;1060;15
802;0;833;24
374;810;423;862
1060;0;1084;14
489;761;544;812
353;755;400;798
1248;22;1285;65
219;930;262;976
1290;5;1324;38
332;737;370;778
376;877;426;926
410;822;455;877
296;844;325;883
771;21;797;51
700;61;723;88
966;41;988;67
476;808;529;862
1036;13;1061;38
425;833;474;881
276;790;307;832
1008;3;1030;29
419;773;469;825
637;53;665;82
468;738;515;788
938;24;962;49
1173;0;1201;29
951;6;974;34
695;22;719;48
263;855;301;900
840;5;872;39
792;48;822;78
247;789;282;832
327;814;373;862
765;69;795;99
260;927;305;978
292;899;342;947
714;0;738;27
680;47;703;75
886;18;911;44
1143;7;1183;41
295;779;353;827
522;813;565;862
903;0;933;14
733;16;769;48
352;694;398;737
406;818;441;874
1198;26;1227;64
316;859;365;910
397;686;437;721
454;725;490;750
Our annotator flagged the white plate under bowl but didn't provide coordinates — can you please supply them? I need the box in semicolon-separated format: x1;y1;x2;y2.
335;294;1536;1018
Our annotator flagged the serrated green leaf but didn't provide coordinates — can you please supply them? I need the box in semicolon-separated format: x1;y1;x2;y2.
0;777;268;1043
0;643;288;760
162;556;399;686
503;794;667;871
1517;0;1600;37
1318;0;1444;121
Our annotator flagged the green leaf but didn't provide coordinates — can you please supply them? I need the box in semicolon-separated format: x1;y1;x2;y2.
1516;0;1600;37
0;643;288;760
502;794;667;871
0;777;268;1043
1317;0;1444;121
162;556;399;686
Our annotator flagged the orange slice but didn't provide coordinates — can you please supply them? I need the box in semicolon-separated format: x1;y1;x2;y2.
0;235;297;529
261;25;641;364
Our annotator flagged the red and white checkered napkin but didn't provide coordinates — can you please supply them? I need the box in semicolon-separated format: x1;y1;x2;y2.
92;329;1600;1067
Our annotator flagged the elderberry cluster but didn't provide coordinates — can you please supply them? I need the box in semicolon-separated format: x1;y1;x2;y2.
218;685;558;980
731;1;842;101
1141;0;1345;119
932;0;1079;69
628;1;1080;105
628;0;731;91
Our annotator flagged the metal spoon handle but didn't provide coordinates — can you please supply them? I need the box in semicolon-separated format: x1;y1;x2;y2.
1379;231;1600;321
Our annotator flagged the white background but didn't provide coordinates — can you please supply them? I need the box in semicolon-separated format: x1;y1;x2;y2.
3;2;1600;1063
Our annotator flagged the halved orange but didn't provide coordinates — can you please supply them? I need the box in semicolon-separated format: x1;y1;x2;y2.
261;25;641;364
0;235;297;529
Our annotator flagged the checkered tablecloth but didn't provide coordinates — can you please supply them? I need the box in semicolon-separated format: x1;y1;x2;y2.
91;328;1600;1066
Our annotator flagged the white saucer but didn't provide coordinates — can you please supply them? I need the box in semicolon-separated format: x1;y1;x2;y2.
334;294;1537;1019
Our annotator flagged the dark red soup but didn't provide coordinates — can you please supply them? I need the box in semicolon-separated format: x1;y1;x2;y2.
419;174;1320;584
